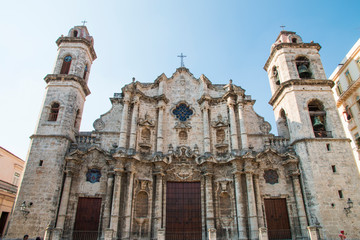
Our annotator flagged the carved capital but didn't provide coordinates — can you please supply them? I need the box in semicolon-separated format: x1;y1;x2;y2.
227;97;236;107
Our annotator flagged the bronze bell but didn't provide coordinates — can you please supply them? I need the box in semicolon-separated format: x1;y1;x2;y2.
313;116;324;128
298;64;311;78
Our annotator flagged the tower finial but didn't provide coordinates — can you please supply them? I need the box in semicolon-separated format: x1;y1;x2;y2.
280;25;286;31
81;20;87;26
177;53;187;67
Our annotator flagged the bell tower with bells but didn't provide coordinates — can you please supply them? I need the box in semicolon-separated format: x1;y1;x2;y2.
264;31;360;239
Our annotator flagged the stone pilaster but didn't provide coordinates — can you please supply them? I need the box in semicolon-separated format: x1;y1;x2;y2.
291;171;308;237
129;98;140;152
119;94;131;149
122;168;135;239
201;101;211;153
233;171;247;239
254;174;264;227
109;168;123;238
246;172;259;239
202;165;215;235
102;172;114;235
227;97;239;151
152;166;164;238
53;168;73;239
156;101;165;153
237;101;248;149
259;227;269;240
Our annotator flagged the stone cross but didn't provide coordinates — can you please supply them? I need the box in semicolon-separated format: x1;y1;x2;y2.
81;20;87;26
177;53;187;67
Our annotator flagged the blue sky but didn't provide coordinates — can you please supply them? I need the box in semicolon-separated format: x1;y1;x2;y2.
1;0;359;159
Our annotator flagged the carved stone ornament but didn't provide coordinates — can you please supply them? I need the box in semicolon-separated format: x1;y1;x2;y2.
211;114;229;128
138;113;155;127
264;169;279;185
260;121;271;134
86;169;101;183
174;121;191;129
93;118;105;131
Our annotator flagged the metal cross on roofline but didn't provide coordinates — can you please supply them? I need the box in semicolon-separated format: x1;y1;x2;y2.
81;20;87;26
177;53;187;67
280;25;286;31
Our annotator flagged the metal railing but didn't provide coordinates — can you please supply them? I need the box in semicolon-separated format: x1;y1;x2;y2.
314;130;332;138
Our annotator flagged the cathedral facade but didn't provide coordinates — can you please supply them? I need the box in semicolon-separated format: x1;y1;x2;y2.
5;26;360;240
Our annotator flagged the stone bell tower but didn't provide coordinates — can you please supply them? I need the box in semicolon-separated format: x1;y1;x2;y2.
5;25;96;239
264;31;360;239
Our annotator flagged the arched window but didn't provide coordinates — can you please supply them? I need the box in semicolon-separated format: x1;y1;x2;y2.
141;128;151;143
135;192;148;218
277;109;290;139
219;192;231;217
296;56;312;79
179;131;188;141
60;55;72;74
272;66;280;85
343;105;353;121
308;100;328;138
83;65;88;79
73;30;78;37
292;38;297;43
216;129;225;143
48;102;60;121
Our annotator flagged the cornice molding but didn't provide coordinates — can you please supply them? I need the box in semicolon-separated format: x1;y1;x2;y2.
269;79;334;106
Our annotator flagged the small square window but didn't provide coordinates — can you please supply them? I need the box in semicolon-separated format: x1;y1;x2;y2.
338;190;343;199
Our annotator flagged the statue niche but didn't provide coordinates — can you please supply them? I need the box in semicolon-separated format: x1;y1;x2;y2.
212;114;229;157
138;113;155;153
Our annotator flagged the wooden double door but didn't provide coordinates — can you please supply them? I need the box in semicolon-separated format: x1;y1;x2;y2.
73;197;102;240
264;198;292;240
166;182;202;240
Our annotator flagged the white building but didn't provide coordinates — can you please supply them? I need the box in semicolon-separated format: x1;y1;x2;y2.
330;38;360;170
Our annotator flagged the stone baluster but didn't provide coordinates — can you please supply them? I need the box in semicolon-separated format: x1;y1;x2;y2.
109;168;123;239
53;169;73;239
123;169;135;238
201;101;211;153
129;98;140;152
156;101;165;153
233;170;247;239
254;174;264;227
246;172;259;239
152;166;164;238
237;101;248;149
227;97;239;151
119;94;131;149
291;171;308;237
102;172;114;233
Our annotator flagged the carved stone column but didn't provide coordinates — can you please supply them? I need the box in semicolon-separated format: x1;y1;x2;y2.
246;172;259;239
291;171;308;237
102;172;114;234
254;174;264;228
53;168;73;239
123;168;135;238
237;101;248;149
233;170;247;239
202;164;215;235
129;98;140;152
156;101;165;153
119;94;131;149
152;165;164;238
201;101;211;153
109;168;123;239
227;97;238;151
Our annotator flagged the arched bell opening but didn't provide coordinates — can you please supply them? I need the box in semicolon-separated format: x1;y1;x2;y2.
308;100;329;138
296;56;312;79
